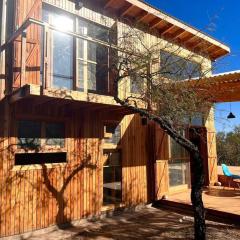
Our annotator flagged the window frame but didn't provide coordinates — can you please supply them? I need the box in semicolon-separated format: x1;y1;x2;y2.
160;50;202;81
15;118;66;153
168;130;191;190
42;4;111;95
103;121;122;149
103;149;122;205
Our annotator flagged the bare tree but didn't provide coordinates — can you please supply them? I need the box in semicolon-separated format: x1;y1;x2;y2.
110;20;217;240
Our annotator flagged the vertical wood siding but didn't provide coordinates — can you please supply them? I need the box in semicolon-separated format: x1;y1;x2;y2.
0;101;152;238
155;125;169;199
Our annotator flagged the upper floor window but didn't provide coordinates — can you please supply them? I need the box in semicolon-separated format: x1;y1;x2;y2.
130;73;144;94
42;5;112;95
160;50;201;81
77;19;109;93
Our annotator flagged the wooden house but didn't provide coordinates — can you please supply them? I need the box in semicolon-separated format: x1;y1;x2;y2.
0;0;235;237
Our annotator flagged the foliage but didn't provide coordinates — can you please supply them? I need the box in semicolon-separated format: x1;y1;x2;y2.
217;126;240;166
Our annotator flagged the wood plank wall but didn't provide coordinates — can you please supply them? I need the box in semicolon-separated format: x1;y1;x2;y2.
13;0;42;90
0;100;151;238
155;125;169;199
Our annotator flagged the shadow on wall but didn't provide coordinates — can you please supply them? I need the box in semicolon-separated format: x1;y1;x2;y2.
0;99;156;237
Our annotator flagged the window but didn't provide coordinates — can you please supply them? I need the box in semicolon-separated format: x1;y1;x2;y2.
160;50;201;81
77;19;109;94
130;73;144;94
17;120;65;150
104;122;121;145
45;122;65;147
18;120;41;149
103;150;122;205
42;5;112;94
190;112;204;126
169;130;190;188
43;8;74;90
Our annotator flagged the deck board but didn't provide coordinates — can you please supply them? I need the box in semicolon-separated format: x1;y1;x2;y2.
168;187;240;217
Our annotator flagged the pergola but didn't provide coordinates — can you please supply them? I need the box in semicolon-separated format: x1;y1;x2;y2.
190;71;240;103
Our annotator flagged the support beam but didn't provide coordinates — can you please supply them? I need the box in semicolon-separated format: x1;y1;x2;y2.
171;29;185;39
104;0;115;9
20;31;27;87
158;24;173;36
149;18;164;30
161;25;176;36
119;4;135;17
136;11;150;22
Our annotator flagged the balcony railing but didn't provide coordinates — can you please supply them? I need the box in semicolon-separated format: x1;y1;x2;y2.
0;18;118;97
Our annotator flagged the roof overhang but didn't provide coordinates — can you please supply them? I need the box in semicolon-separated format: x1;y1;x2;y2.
102;0;230;60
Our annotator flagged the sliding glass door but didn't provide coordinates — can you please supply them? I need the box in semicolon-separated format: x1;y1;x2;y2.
169;132;191;191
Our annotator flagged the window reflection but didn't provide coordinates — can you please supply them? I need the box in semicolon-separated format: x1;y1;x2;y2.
160;50;201;81
43;8;74;90
169;130;190;188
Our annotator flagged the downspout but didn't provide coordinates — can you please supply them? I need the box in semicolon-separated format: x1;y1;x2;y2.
0;0;7;99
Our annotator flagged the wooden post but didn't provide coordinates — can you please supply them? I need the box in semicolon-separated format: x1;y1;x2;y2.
20;30;27;87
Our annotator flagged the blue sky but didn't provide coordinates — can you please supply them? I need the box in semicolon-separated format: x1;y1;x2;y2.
145;0;240;132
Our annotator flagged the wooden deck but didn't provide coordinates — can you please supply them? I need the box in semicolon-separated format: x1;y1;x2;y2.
167;187;240;218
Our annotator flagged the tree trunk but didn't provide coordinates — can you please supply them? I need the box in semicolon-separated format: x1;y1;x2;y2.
191;150;206;240
113;91;206;239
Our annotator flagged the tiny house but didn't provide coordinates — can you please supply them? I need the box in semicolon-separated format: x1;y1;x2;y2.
0;0;230;237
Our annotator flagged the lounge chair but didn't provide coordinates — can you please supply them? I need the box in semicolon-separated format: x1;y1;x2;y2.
222;164;240;179
222;164;240;188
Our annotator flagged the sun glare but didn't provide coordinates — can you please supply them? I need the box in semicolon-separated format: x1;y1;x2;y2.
52;15;73;32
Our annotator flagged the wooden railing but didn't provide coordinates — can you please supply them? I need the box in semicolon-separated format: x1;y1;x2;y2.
0;18;117;96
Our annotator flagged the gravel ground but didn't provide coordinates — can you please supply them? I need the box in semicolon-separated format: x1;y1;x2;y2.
6;206;240;240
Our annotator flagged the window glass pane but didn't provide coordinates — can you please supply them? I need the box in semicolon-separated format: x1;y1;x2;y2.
87;21;109;42
52;31;73;89
169;160;190;187
103;150;122;205
78;39;84;59
52;76;73;90
191;113;203;126
87;63;96;91
77;19;88;35
43;7;74;90
77;60;84;91
160;50;201;81
18;120;41;148
104;123;121;145
130;73;144;94
88;42;97;62
77;18;110;94
46;122;65;147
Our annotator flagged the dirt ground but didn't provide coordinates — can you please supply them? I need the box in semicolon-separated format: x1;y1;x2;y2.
8;206;240;240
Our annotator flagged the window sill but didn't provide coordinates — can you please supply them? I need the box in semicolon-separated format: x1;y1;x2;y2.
11;162;68;171
14;148;67;154
102;143;121;149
